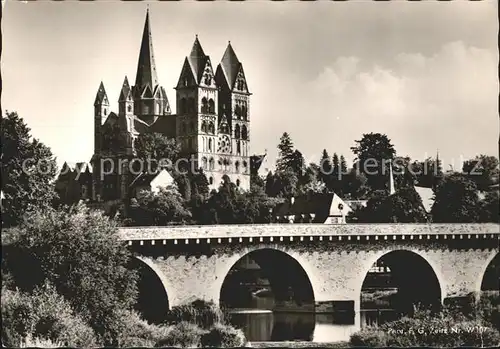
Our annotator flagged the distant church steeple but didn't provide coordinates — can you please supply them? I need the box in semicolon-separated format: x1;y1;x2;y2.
135;8;158;91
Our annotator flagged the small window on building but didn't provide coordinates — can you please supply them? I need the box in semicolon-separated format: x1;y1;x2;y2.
209;177;214;185
236;179;240;187
127;105;132;112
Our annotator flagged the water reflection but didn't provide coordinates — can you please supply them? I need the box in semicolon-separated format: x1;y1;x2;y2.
229;310;396;343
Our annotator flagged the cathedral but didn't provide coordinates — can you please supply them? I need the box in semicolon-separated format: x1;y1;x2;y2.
83;9;252;203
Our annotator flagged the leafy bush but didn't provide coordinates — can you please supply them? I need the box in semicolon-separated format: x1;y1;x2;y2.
19;334;63;348
166;299;226;329
350;306;500;347
155;322;207;348
7;204;138;345
106;309;171;348
200;323;247;348
1;285;97;348
349;328;387;347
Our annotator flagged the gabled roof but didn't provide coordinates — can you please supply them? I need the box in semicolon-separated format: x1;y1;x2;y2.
119;76;132;102
187;36;208;83
414;186;434;213
274;193;344;222
219;42;241;89
94;81;109;106
176;57;197;89
135;9;159;91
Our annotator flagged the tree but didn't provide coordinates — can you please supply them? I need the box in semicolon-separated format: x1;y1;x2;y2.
392;156;416;190
190;170;210;199
128;187;192;226
297;163;325;194
478;190;499;223
318;150;333;190
290;149;305;177
351;133;396;192
198;176;277;224
134;132;180;172
6;205;138;344
343;168;368;199
351;187;427;223
431;173;481;223
276;132;295;173
413;157;443;189
273;167;298;199
173;173;192;201
1;111;58;227
462;155;499;191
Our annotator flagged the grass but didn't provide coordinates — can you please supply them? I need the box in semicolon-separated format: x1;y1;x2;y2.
249;341;349;348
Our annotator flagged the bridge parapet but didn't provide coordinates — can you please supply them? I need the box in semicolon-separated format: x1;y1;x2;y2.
119;223;500;245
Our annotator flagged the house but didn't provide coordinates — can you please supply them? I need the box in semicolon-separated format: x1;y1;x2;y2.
129;169;176;197
273;192;352;224
414;186;435;213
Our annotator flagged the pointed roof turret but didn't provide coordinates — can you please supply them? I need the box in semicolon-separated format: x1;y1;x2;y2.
119;76;131;101
135;9;159;90
94;81;109;106
220;42;241;88
188;35;208;83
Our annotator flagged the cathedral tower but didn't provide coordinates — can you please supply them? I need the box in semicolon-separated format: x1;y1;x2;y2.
175;36;219;186
215;42;251;190
132;9;171;125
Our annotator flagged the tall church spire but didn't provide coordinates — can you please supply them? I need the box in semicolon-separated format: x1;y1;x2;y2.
187;35;208;83
135;8;159;90
220;42;241;88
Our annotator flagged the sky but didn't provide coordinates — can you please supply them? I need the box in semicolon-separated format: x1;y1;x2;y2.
2;1;499;172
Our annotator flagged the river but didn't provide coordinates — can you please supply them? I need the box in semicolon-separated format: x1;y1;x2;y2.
228;309;398;343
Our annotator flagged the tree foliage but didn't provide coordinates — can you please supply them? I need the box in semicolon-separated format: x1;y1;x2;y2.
134;132;180;172
127;187;192;226
276;132;295;173
351;133;396;192
351;187;428;223
462;155;499;191
1;111;58;227
431;173;481;223
6;204;138;344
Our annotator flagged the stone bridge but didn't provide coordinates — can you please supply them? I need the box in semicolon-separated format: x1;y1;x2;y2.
120;223;499;329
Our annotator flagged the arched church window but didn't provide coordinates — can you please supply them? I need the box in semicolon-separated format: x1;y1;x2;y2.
208;138;213;151
202;157;208;170
208;122;215;134
209;177;214;185
209;157;215;170
208;99;215;114
201;121;207;133
127;105;132;113
235;161;240;173
242;105;247;120
180;98;187;114
234;124;241;139
235;105;242;118
241;125;248;140
201;98;208;113
236;141;241;155
236;179;241;187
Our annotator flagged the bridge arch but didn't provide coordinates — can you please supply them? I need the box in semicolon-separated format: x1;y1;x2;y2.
129;256;171;324
218;247;317;311
478;250;499;294
359;249;444;318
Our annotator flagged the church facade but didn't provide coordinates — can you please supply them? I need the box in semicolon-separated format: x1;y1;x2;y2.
89;10;252;202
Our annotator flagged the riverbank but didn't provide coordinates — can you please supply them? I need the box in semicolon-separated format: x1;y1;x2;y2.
249;341;349;348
